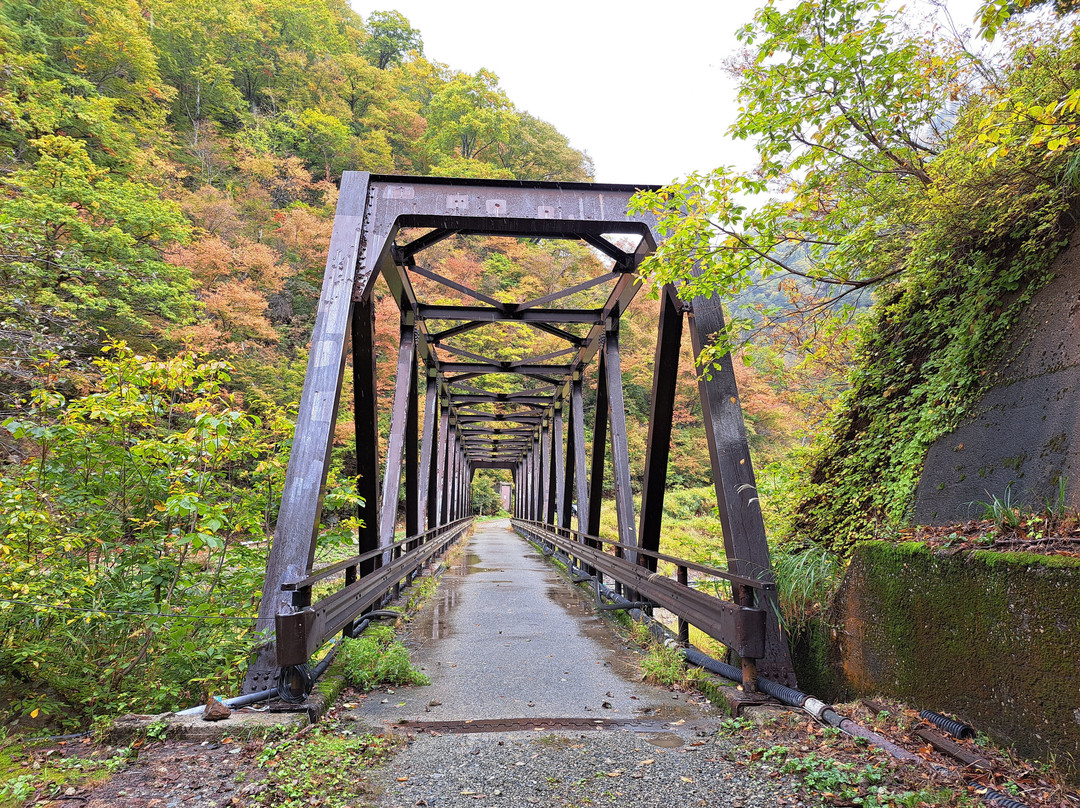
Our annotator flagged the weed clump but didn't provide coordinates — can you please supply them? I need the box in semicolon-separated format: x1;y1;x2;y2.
640;642;688;687
338;625;429;691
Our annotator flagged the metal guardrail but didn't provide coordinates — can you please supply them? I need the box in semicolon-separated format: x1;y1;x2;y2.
275;518;473;667
512;518;768;688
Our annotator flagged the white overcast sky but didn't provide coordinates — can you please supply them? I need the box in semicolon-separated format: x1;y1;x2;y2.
351;0;985;185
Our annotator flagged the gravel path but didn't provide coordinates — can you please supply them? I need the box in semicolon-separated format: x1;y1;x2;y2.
375;727;792;808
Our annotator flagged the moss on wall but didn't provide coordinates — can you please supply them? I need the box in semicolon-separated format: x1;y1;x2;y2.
817;541;1080;781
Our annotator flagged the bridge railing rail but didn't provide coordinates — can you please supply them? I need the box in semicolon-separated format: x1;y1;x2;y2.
512;518;769;690
275;517;473;667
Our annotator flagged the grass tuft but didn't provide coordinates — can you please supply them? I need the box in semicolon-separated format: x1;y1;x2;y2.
338;625;428;691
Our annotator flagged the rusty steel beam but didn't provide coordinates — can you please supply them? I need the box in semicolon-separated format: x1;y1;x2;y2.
437;361;575;376
517;274;617;312
397;227;458;261
406;264;507;310
418;304;603;324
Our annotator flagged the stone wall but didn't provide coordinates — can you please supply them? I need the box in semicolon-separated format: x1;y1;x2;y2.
805;542;1080;781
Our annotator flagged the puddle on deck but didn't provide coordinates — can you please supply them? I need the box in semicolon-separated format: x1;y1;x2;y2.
405;533;684;692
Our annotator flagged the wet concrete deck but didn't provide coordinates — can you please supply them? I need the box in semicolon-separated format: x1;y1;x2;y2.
348;520;781;808
351;518;700;726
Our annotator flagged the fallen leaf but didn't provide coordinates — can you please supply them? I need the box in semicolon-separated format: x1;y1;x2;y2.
680;776;693;783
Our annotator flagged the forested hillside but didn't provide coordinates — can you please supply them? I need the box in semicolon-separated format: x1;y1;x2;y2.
7;0;1071;731
0;0;801;726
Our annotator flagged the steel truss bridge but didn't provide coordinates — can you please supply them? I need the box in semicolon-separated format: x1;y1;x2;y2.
243;173;797;698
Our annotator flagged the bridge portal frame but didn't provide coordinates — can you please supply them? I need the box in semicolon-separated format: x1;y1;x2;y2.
243;172;796;695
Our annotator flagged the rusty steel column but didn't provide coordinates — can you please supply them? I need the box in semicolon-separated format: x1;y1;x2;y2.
571;375;589;539
245;172;372;694
603;320;637;564
435;402;450;526
561;396;576;530
532;434;542;521
419;370;439;530
587;349;608;538
551;404;565;526
405;341;419;543
539;418;551;524
688;289;797;687
352;294;381;576
379;320;417;557
447;427;459;521
638;285;684;572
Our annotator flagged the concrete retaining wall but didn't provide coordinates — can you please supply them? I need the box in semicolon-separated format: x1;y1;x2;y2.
801;541;1080;781
915;229;1080;522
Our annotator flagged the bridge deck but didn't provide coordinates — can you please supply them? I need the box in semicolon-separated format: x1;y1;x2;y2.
344;519;787;807
350;519;684;724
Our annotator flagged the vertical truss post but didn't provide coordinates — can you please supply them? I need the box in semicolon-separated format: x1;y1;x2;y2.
532;436;542;521
380;321;416;557
688;291;797;687
561;394;576;531
551;404;565;526
245;172;371;694
587;349;609;538
571;376;589;540
604;321;638;565
352;294;381;577
638;286;684;571
524;446;533;520
539;419;551;524
405;344;419;545
457;439;465;519
446;426;458;521
460;449;468;517
587;352;608;587
419;371;439;530
435;401;450;526
453;447;462;518
519;451;527;520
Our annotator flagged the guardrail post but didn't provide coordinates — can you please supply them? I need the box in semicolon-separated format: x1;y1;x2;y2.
343;565;357;637
677;565;690;646
736;584;759;692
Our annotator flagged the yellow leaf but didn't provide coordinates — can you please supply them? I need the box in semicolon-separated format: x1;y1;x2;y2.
30;708;39;718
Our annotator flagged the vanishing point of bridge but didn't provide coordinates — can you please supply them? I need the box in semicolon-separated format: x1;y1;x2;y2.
242;173;796;699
